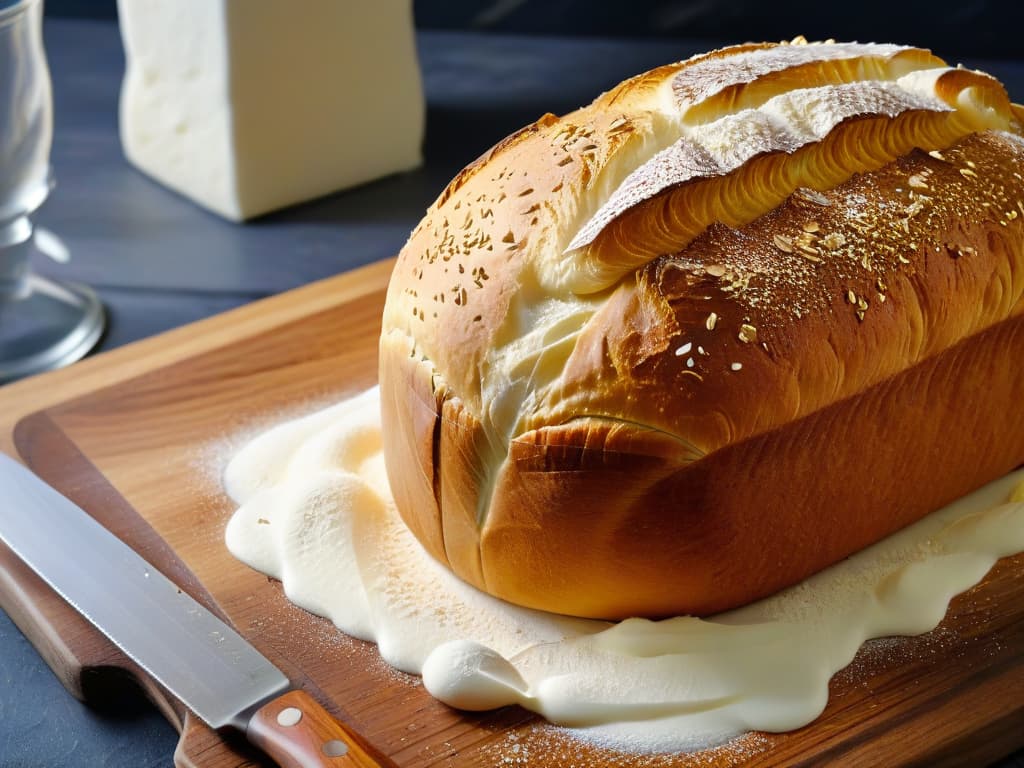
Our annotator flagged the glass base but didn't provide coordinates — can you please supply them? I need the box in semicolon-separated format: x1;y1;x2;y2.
0;273;105;383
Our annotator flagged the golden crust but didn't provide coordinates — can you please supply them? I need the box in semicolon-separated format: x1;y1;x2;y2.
485;312;1024;617
546;133;1024;455
379;40;1024;619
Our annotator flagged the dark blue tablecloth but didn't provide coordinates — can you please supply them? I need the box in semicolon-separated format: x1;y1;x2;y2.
1;18;1023;768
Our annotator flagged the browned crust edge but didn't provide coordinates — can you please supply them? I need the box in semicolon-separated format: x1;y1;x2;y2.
384;310;1024;619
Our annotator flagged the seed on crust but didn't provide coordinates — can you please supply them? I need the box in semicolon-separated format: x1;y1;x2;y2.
773;234;795;253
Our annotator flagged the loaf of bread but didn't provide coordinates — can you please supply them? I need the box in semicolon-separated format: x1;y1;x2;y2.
379;39;1024;620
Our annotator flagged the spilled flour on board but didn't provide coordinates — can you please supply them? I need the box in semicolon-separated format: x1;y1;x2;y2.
223;386;1024;754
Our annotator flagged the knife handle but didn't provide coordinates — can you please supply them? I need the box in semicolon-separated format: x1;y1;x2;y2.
247;689;382;768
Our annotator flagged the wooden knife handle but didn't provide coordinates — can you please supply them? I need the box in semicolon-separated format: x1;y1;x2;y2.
247;689;381;768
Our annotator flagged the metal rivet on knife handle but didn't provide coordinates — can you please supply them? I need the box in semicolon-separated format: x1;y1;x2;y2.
247;689;382;768
323;740;349;758
278;707;303;727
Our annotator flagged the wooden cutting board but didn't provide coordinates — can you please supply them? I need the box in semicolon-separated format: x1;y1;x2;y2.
1;259;1022;768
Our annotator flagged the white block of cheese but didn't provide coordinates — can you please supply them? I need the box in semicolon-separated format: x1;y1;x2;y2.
116;0;424;221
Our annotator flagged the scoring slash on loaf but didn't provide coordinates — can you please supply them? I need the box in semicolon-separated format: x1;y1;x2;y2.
379;38;1024;620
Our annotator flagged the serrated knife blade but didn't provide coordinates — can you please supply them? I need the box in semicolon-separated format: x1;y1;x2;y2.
0;453;380;768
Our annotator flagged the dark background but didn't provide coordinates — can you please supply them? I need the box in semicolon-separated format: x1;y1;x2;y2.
43;0;1024;59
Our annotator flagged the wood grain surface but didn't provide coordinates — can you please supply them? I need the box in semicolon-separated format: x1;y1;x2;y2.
0;258;1021;767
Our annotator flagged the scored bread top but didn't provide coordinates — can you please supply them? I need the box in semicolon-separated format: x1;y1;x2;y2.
564;67;1011;291
381;39;1024;511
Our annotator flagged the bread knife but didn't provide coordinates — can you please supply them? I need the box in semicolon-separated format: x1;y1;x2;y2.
0;453;381;768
